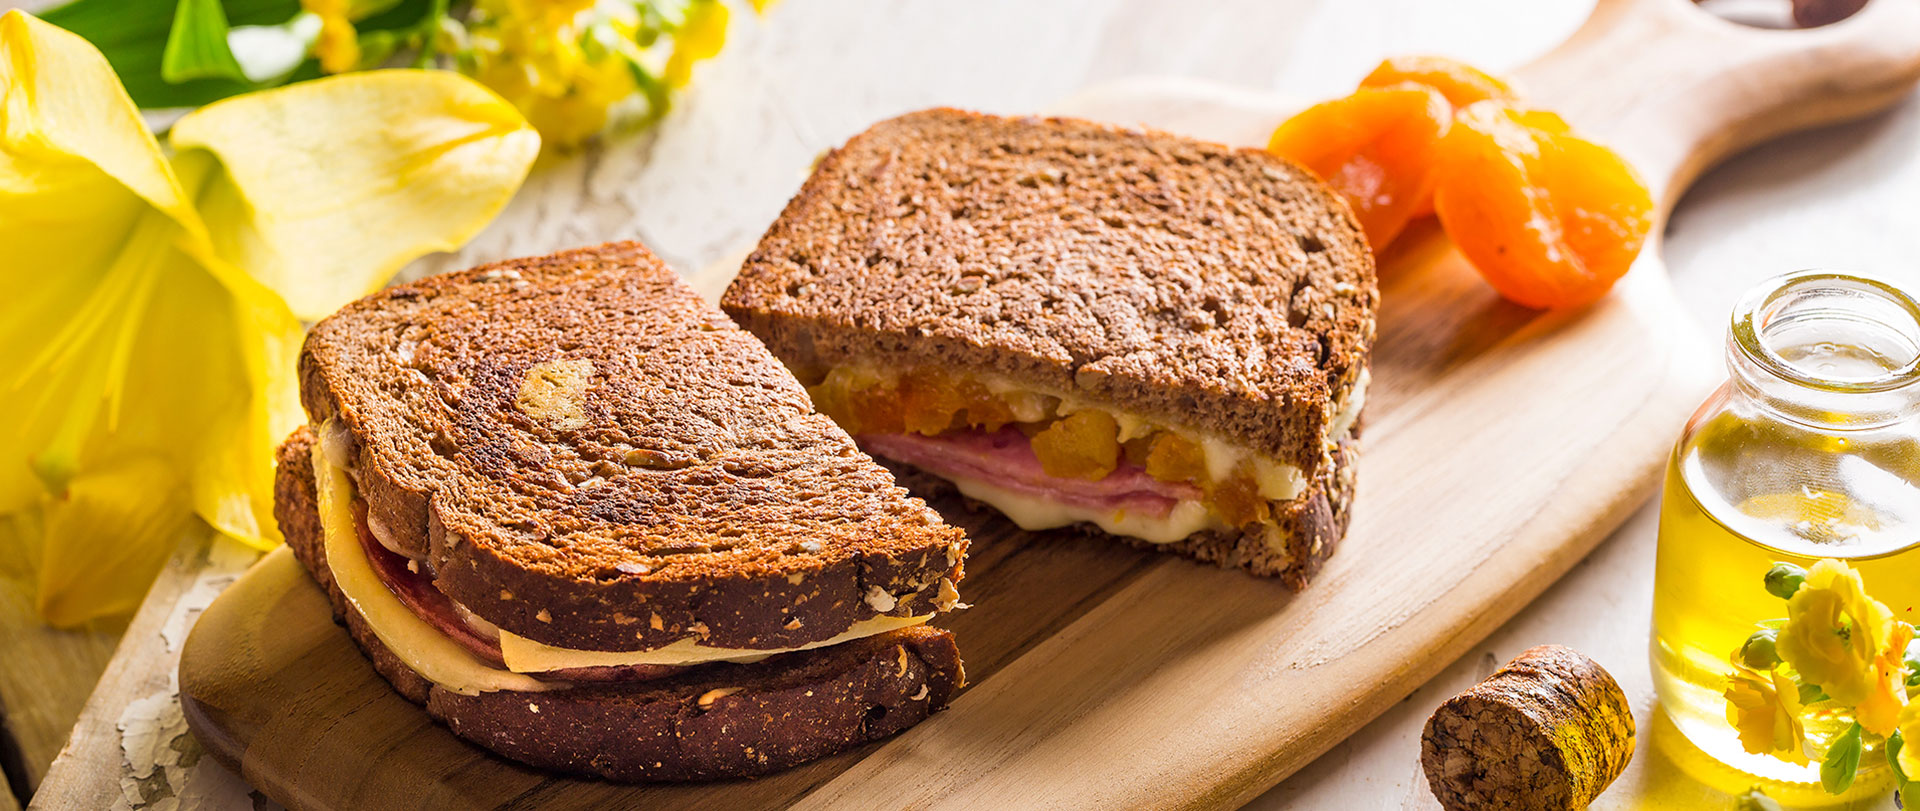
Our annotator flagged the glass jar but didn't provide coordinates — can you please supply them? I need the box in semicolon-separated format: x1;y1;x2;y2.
1651;271;1920;796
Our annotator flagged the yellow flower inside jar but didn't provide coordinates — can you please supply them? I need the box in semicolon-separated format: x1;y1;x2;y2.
1724;664;1810;765
1651;271;1920;796
1776;562;1898;706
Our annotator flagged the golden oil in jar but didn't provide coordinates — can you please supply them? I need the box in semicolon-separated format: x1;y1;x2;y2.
1650;271;1920;796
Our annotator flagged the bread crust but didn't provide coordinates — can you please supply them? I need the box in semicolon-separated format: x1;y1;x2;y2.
298;242;966;652
722;108;1377;474
273;429;964;782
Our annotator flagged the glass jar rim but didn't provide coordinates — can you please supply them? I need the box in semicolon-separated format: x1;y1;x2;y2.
1731;270;1920;395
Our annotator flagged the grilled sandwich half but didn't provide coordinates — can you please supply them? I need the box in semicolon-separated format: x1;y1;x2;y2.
723;109;1375;586
278;242;967;781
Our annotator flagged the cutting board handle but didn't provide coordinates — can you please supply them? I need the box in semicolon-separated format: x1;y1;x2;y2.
1516;0;1920;210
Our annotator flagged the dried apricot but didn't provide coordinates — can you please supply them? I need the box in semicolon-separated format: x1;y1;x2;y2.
1360;56;1522;220
955;383;1017;432
1030;410;1120;481
1267;83;1451;255
1141;433;1207;485
1432;102;1653;309
899;372;965;435
1210;473;1271;527
1360;55;1519;108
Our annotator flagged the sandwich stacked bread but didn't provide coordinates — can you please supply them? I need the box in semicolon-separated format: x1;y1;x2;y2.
723;109;1376;586
276;242;968;781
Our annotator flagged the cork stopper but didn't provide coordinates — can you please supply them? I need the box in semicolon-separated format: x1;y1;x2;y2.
1420;645;1636;811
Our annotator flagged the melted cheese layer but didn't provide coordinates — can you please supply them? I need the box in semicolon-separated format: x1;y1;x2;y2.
312;441;559;695
498;614;931;673
943;472;1225;544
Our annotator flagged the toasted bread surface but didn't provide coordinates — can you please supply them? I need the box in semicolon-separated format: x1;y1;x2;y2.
723;108;1376;471
298;243;966;651
273;429;964;782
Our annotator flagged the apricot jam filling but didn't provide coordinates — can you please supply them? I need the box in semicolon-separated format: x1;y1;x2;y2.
800;366;1313;528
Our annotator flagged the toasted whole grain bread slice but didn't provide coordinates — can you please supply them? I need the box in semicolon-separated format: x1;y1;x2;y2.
273;428;963;781
721;108;1377;473
298;242;967;652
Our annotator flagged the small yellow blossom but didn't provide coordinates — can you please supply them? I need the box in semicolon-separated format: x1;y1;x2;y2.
303;0;359;73
503;0;598;28
466;0;638;147
665;0;727;87
1726;663;1810;765
1776;559;1898;707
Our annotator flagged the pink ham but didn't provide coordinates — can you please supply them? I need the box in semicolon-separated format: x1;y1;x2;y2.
858;428;1203;518
355;501;684;684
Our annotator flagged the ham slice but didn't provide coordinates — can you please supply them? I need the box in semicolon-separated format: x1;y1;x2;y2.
858;428;1203;518
354;500;683;684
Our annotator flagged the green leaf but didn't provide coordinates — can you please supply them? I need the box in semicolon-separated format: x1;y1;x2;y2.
1904;781;1920;810
353;0;432;30
621;53;672;122
1822;722;1863;795
1894;731;1911;788
162;0;247;83
41;0;300;107
1798;683;1829;705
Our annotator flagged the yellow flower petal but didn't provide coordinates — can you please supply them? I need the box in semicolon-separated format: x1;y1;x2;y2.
35;455;190;628
1776;559;1894;706
3;193;302;549
1858;620;1913;737
2;10;304;623
665;0;728;88
168;70;539;320
0;12;202;232
1725;664;1810;765
0;11;211;512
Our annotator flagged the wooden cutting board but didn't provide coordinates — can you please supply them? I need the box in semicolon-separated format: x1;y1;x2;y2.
178;0;1920;808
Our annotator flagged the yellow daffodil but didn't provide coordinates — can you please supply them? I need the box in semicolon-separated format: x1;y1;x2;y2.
1776;559;1898;708
664;0;727;88
303;0;360;73
1725;663;1810;765
0;11;537;626
1900;699;1920;780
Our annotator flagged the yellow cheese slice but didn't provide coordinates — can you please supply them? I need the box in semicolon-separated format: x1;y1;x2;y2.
497;613;931;673
312;440;559;695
